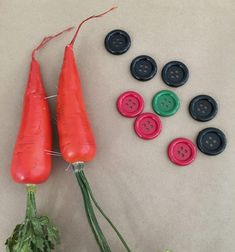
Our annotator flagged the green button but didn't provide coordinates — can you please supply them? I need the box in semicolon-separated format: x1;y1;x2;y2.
152;90;180;117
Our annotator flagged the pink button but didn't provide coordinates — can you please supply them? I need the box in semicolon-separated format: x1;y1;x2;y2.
117;91;144;118
168;138;197;166
134;112;162;140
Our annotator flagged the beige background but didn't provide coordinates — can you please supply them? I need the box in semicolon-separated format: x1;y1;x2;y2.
1;0;235;251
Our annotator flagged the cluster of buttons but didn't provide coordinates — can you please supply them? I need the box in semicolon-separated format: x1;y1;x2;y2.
105;29;227;166
117;91;162;140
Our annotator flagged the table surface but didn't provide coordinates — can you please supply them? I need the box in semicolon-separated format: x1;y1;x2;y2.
1;1;235;251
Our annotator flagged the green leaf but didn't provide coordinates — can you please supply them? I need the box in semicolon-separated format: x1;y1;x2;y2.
35;236;44;251
21;242;33;252
5;215;59;252
31;218;44;236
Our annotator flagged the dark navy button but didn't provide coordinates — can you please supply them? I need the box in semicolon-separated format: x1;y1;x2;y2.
162;61;189;87
104;29;131;55
130;55;157;81
196;127;227;156
189;95;218;122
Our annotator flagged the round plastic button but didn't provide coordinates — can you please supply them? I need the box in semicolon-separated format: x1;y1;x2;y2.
168;138;197;166
117;91;144;118
130;55;157;81
104;29;131;55
196;127;227;156
189;95;218;122
152;90;180;117
162;61;189;87
134;112;162;140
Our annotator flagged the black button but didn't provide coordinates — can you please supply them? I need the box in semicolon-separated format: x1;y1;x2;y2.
104;29;131;55
162;61;189;87
197;127;227;156
189;95;218;122
130;55;157;81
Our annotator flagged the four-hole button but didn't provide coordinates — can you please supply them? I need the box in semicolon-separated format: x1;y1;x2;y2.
130;55;157;81
168;138;197;166
197;127;227;155
152;90;180;117
117;91;144;118
105;29;131;55
162;61;189;87
189;95;218;122
134;113;162;140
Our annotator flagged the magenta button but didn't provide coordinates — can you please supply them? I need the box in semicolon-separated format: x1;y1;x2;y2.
134;112;162;140
117;91;144;118
168;138;197;166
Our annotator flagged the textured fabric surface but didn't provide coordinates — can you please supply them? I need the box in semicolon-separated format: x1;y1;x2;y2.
1;1;235;251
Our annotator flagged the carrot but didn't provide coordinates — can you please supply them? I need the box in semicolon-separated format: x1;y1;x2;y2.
6;27;73;252
56;43;96;163
56;7;131;252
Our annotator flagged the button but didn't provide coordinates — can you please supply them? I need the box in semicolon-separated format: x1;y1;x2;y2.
189;95;218;122
168;138;197;166
134;112;162;140
162;61;189;87
117;91;144;118
130;55;157;81
104;29;131;55
196;127;227;156
152;90;180;117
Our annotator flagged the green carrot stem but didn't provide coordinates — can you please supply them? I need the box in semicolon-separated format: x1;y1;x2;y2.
79;170;131;252
72;162;131;252
73;164;112;252
25;184;37;219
